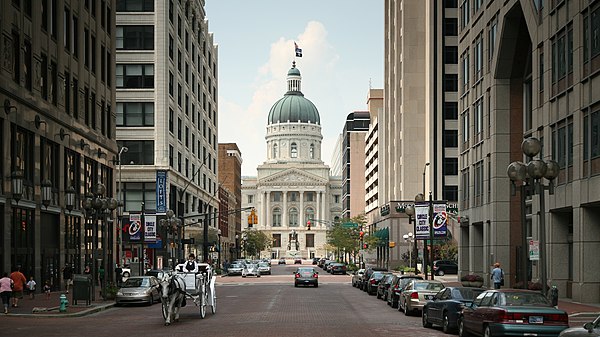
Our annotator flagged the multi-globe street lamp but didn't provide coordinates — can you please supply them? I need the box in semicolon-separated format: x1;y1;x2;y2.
160;209;182;270
404;205;418;273
82;183;117;300
507;137;559;296
402;232;415;272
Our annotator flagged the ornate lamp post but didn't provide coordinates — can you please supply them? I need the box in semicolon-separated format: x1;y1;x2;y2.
507;137;559;296
404;205;418;273
402;232;415;272
82;183;117;300
11;170;24;203
160;209;181;270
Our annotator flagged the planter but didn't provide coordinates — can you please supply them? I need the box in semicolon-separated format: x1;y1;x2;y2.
461;281;483;287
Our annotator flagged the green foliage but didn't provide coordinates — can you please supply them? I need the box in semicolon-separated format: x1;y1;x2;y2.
436;241;458;261
326;214;367;254
242;229;272;258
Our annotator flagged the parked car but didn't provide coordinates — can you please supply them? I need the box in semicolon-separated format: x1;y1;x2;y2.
257;262;271;275
317;258;327;268
228;263;244;276
329;263;347;275
322;260;334;271
366;271;388;295
559;313;600;336
294;257;302;264
278;258;286;265
386;274;423;308
242;263;261;277
361;266;388;292
399;279;445;315
458;289;569;337
294;267;318;287
312;258;320;265
352;269;365;288
376;273;395;300
115;276;160;306
422;286;485;333
432;260;458;276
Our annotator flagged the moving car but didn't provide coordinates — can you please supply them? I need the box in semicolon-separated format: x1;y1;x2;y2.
242;263;261;277
294;267;318;287
278;258;286;265
399;280;445;315
386;274;423;308
227;262;244;276
422;286;485;333
352;269;365;288
257;262;271;275
559;313;600;336
458;289;569;337
432;260;458;276
115;276;160;306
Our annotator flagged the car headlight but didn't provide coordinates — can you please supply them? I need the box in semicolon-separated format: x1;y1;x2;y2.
116;291;123;296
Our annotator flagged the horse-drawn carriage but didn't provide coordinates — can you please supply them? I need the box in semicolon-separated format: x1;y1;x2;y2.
158;262;217;325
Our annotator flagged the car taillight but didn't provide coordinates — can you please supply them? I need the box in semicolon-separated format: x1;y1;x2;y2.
313;273;318;278
544;313;569;325
295;274;300;278
370;279;376;284
496;310;516;323
410;292;419;299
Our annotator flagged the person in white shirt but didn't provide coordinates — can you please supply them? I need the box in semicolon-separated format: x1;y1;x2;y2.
177;254;199;273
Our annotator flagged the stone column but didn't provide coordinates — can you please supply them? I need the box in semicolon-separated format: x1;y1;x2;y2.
316;192;321;226
300;191;304;227
282;191;288;228
265;191;270;228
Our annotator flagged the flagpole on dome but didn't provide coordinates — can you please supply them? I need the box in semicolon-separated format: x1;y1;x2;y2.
294;41;302;59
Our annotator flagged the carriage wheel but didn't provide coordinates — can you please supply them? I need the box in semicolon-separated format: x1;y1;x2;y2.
199;284;207;319
210;287;216;314
161;299;168;320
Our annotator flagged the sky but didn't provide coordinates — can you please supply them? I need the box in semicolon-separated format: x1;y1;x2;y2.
205;0;384;176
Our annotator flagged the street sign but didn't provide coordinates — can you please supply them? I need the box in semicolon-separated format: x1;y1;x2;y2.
342;222;358;228
529;240;539;261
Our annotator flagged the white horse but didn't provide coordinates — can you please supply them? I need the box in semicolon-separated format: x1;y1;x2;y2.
159;272;186;326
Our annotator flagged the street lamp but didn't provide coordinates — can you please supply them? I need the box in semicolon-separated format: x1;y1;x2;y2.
160;209;181;270
217;229;222;269
507;137;559;296
10;170;24;203
402;232;414;273
422;162;430;196
117;146;128;268
404;205;418;273
82;183;117;300
235;234;240;260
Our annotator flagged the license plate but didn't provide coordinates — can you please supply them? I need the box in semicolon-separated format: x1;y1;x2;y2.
529;316;544;324
425;295;434;300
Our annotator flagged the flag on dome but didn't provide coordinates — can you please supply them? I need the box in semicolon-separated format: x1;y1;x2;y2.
294;42;302;57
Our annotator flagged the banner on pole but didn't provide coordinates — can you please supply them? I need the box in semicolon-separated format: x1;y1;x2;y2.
129;214;142;241
432;203;448;237
144;214;156;242
156;171;167;213
415;203;430;239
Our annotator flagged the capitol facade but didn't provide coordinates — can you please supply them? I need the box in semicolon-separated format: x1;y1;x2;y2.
241;62;342;259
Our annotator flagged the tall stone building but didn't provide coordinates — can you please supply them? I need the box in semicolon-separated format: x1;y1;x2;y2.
0;0;117;290
241;62;342;259
458;0;600;303
116;0;219;267
218;143;242;261
341;111;370;219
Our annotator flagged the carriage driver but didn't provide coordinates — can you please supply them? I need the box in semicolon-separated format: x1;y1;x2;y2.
183;254;199;273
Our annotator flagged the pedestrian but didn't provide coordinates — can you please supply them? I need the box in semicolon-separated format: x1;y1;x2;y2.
0;272;14;314
83;265;91;274
26;276;36;299
491;262;504;289
62;264;73;293
98;265;105;287
43;281;51;299
10;266;26;308
115;264;123;286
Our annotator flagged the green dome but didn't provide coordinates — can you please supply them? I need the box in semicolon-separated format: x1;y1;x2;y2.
268;91;320;125
287;67;301;76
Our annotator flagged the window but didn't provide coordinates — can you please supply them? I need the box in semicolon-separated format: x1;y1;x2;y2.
552;118;574;169
461;109;470;144
24;40;32;91
444;46;458;64
289;208;298;227
169;145;173;167
444;18;458;36
290;142;298;158
474;35;483;81
334;195;340;203
444;130;459;148
116;102;154;126
444;102;458;120
445;0;458;8
444;74;458;92
116;0;154;11
444;158;459;175
272;208;282;227
583;5;600;75
247;195;254;204
443;186;459;202
169;71;174;96
177;117;182;141
305;208;315;225
273;143;278;158
474;161;484;206
72;15;78;58
305;192;314;202
116;64;154;88
488;16;497;63
460;0;470;29
272;234;281;247
123;182;156;211
305;234;314;248
583;109;600;167
64;7;70;52
461;169;470;208
116;25;154;50
474;98;483;137
117;140;155;165
551;25;573;94
168;108;174;133
461;50;469;92
309;144;315;159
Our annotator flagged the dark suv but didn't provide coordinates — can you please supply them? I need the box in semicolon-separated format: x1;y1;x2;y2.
432;260;458;276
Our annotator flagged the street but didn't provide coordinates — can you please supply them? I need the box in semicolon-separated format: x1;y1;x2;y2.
2;263;451;337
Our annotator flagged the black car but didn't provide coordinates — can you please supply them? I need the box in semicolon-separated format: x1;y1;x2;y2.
361;266;388;292
294;267;318;287
365;271;388;295
312;258;320;265
385;274;423;308
432;260;458;276
422;286;485;333
376;273;395;300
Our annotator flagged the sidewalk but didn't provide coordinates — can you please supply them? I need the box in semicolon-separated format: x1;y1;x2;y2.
3;289;115;318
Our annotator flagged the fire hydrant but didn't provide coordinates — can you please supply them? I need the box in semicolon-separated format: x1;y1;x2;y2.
59;294;68;312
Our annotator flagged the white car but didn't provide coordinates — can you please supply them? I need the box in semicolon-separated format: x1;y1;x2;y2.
242;263;261;278
257;262;271;275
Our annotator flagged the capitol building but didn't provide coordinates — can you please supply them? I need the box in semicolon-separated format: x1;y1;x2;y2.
241;62;342;259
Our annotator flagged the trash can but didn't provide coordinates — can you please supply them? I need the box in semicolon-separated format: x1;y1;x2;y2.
72;274;92;306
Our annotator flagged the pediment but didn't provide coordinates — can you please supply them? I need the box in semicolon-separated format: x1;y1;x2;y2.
260;168;327;186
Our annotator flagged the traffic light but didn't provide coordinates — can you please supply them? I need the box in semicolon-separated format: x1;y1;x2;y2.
359;231;364;239
248;208;258;227
363;243;368;249
307;220;311;230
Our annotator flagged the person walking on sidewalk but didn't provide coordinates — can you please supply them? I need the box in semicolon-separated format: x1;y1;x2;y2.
10;266;26;308
62;264;73;293
43;281;51;299
26;276;36;299
0;273;14;314
491;262;504;289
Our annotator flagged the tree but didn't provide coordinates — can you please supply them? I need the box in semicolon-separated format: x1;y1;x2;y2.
327;214;368;262
242;229;271;258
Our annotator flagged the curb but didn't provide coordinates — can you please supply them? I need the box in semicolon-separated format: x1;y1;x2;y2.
569;312;600;318
6;303;115;318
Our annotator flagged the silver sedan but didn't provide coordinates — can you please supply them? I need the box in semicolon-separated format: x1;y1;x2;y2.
559;314;600;336
115;276;160;306
399;280;445;316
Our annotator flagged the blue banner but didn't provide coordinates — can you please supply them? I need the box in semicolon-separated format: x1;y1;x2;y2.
432;203;448;237
156;171;167;213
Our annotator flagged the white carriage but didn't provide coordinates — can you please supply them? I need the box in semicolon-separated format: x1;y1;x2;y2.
161;263;217;320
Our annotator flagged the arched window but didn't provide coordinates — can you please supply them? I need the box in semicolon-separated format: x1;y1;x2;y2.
289;207;298;226
273;143;278;158
272;207;281;227
309;144;314;159
305;207;315;225
290;142;298;158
